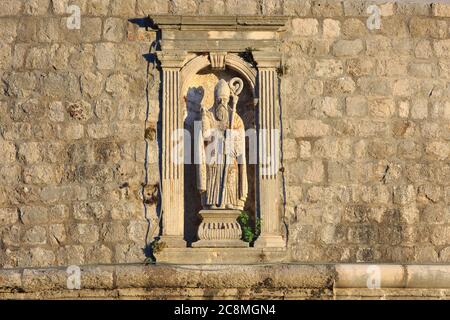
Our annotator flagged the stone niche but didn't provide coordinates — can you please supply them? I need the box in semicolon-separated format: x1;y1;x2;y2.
149;15;289;263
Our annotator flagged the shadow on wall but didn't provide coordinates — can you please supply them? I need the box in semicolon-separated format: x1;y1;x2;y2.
132;16;162;262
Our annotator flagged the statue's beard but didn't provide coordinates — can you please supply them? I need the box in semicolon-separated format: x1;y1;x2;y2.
215;104;228;121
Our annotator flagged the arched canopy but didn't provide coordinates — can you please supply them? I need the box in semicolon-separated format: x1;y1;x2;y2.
180;53;257;96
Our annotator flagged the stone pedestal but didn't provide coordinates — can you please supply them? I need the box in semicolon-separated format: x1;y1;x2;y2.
193;210;249;248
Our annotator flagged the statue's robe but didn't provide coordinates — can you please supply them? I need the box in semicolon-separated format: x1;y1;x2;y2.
197;108;248;210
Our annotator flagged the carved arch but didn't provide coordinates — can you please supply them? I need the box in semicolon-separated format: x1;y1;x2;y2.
180;53;257;95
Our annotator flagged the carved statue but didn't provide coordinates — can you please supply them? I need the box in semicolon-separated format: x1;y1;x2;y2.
197;78;248;211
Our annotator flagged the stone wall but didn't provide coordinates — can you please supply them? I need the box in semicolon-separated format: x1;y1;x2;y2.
0;0;449;269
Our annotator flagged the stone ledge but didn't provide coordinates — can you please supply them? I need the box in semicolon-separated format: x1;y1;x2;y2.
154;248;288;264
2;264;450;299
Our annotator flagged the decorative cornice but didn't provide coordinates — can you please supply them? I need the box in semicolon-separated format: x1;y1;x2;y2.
148;15;290;32
148;15;289;53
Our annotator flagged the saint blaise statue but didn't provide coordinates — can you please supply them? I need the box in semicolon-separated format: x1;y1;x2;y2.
196;78;248;211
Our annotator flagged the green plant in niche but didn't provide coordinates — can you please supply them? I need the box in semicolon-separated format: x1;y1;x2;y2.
238;211;261;244
151;240;167;254
144;239;167;265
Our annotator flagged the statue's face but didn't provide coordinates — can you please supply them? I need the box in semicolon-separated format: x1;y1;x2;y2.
216;94;229;107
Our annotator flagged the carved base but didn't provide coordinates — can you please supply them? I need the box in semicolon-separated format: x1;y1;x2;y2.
254;234;285;248
159;235;187;248
192;210;249;248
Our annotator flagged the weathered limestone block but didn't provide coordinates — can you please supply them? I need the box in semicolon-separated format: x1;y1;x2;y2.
69;224;99;244
23;164;62;184
431;226;450;246
304;79;323;95
315;137;351;159
381;17;409;38
100;222;127;243
81;266;114;289
56;245;85;265
226;0;258;15
115;244;144;263
426;141;450;161
397;3;430;16
49;205;69;223
283;0;311;16
175;0;201;14
136;0;169;15
322;19;340;38
88;0;110;16
0;0;22;16
341;18;366;38
105;73;133;98
311;96;342;117
434;40;450;58
0;270;22;291
368;98;395;118
314;59;343;77
291;18;318;36
59;123;84;140
1;225;21;247
41;72;81;99
22;248;56;268
22;268;66;292
393;185;416;206
410;17;447;39
415;40;433;59
0;208;18;226
19;207;48;225
262;0;282;15
433;4;450;17
127;221;148;242
24;0;50;16
95;43;116;70
366;36;392;56
48;101;65;122
440;248;450;262
73;202;107;221
398;140;422;160
81;18;102;42
291;119;330;138
311;0;343;17
410;99;428;119
23;226;47;245
346;96;367;117
0;18;17;44
0;141;16;164
357;77;393;96
111;0;135;16
103;18;125;42
286;160;325;185
325;77;356;95
346;58;374;77
409;63;434;78
48;224;66;246
415;246;438;263
333;39;364;56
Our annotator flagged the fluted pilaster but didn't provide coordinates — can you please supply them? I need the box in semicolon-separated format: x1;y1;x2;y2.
253;52;285;248
158;51;187;248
